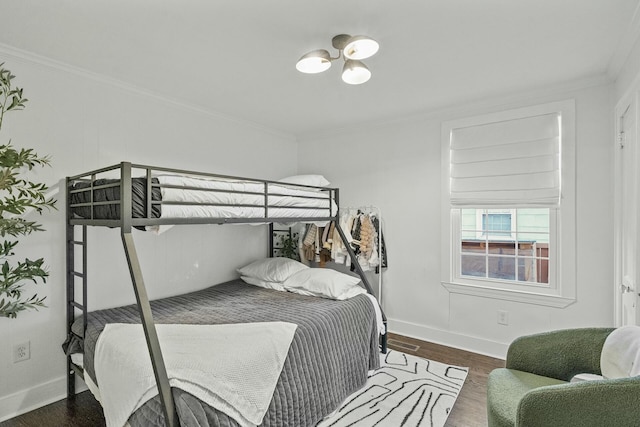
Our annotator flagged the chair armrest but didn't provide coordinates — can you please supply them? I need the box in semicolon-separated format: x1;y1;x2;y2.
516;377;640;427
506;328;614;380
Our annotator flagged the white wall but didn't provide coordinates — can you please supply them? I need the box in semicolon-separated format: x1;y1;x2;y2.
0;51;297;421
616;32;640;100
297;82;615;358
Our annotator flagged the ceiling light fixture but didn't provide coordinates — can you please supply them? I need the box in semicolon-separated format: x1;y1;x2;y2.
296;34;379;85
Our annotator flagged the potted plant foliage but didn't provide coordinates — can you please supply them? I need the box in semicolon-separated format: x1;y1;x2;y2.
275;230;300;260
0;63;56;318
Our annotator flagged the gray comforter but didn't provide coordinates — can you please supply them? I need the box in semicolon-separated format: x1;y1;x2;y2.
72;279;379;426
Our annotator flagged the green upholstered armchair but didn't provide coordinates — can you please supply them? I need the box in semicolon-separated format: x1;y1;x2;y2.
487;327;640;427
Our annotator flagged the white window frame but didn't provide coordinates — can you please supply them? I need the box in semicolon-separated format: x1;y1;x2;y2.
440;100;576;308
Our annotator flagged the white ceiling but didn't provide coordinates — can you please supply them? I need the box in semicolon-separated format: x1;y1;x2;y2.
0;0;639;137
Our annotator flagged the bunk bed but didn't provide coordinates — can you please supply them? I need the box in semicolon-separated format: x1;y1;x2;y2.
64;162;388;427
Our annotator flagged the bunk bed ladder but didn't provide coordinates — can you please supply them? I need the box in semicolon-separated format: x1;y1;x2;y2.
120;163;180;427
66;222;88;398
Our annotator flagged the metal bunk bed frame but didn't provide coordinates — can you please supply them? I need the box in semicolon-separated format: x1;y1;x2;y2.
66;162;387;427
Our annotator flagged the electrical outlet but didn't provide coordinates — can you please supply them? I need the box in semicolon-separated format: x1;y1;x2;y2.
13;341;30;363
497;310;509;326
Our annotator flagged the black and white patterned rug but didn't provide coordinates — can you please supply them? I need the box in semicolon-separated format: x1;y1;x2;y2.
318;350;468;427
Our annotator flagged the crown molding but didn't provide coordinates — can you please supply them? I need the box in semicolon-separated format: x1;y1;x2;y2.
0;43;295;141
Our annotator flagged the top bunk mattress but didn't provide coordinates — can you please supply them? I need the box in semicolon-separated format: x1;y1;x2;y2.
69;172;337;228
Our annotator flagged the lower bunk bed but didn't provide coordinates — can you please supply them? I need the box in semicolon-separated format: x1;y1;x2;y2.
65;278;381;427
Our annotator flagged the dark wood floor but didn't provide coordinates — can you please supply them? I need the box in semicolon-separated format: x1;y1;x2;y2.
0;333;504;427
386;333;504;427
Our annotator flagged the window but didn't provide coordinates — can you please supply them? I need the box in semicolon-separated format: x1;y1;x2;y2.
441;100;576;307
461;208;549;284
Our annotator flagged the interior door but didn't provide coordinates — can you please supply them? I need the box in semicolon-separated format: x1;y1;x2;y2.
617;94;640;326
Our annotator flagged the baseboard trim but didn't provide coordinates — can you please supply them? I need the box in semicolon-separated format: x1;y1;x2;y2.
388;317;508;360
0;376;87;422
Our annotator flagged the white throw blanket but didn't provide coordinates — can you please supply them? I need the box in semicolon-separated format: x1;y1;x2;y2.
363;293;386;336
600;325;640;379
94;322;297;427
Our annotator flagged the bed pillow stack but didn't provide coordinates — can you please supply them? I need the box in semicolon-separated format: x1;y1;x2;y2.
283;268;366;300
237;257;309;291
237;258;366;300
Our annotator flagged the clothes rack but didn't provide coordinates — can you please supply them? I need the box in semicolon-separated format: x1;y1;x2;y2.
340;206;385;311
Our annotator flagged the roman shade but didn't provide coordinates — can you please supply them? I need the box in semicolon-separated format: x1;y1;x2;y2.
449;112;561;207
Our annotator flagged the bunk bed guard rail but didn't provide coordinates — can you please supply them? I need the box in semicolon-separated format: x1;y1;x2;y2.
67;162;339;230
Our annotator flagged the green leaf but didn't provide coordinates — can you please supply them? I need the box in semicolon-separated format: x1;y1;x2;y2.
0;64;52;319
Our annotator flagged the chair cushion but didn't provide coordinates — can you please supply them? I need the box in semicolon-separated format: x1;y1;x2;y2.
600;325;640;379
487;368;566;427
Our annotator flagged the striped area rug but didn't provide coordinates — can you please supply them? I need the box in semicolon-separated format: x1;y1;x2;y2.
318;350;468;427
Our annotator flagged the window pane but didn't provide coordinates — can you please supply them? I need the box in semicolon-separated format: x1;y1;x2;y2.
517;242;535;257
461;208;480;239
461;240;486;254
488;255;515;280
488;241;516;255
536;257;549;284
516;209;550;243
517;257;550;283
461;254;486;277
518;257;537;282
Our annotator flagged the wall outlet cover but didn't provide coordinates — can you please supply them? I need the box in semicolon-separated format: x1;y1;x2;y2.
13;341;30;363
497;310;509;325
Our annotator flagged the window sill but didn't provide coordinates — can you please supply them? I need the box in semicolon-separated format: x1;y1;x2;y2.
441;281;576;308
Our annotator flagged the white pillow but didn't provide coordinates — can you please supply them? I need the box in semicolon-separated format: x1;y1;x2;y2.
601;325;640;379
240;276;286;292
278;174;330;187
236;257;308;283
283;268;366;300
